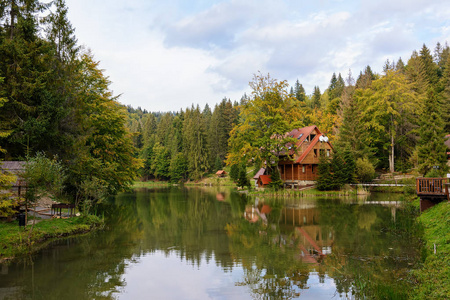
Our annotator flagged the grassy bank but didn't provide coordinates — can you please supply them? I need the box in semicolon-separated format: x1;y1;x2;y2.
411;201;450;299
133;175;237;188
132;180;171;188
0;215;103;263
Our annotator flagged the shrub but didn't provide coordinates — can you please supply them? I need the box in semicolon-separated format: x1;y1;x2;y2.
356;157;376;182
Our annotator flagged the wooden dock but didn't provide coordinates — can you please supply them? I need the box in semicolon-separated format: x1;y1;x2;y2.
416;178;449;212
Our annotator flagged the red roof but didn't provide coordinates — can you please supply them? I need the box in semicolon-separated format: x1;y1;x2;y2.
287;125;321;147
215;170;227;175
259;175;272;185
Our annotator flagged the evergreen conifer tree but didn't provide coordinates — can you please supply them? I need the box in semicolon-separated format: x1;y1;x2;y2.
417;89;448;176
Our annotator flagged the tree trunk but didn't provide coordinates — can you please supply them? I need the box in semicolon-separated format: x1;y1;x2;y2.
390;128;395;173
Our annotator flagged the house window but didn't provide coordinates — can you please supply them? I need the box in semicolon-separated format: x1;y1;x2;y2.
302;166;305;173
327;149;330;157
312;165;315;173
314;149;317;157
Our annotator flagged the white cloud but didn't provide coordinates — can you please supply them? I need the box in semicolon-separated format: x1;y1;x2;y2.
65;0;450;111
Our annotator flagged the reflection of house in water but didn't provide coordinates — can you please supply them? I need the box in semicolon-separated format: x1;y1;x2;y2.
244;204;271;224
282;205;333;264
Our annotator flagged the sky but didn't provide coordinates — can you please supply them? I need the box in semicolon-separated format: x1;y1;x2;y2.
64;0;450;112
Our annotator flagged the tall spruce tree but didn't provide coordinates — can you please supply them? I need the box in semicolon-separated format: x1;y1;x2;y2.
312;86;321;108
416;89;448;176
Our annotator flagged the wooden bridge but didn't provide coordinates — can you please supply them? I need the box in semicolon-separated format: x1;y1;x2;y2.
416;178;449;212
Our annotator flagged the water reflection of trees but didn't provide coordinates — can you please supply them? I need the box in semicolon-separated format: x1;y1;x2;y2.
0;189;420;299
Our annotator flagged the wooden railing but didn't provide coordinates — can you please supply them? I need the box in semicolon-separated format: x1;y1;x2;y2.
416;177;448;196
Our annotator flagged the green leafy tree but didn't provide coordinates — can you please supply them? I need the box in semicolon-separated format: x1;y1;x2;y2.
0;93;17;217
23;152;66;222
227;73;302;175
0;167;16;218
67;53;141;200
358;70;419;172
355;157;376;182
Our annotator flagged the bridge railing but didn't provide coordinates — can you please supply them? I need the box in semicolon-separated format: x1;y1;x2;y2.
416;177;448;195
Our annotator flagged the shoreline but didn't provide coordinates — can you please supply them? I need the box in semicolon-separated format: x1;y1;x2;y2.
0;215;103;264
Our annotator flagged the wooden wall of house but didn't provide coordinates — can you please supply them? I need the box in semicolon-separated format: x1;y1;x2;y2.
278;162;317;181
301;142;332;165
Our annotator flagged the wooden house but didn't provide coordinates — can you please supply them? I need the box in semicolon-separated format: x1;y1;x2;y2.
256;175;272;187
278;125;332;184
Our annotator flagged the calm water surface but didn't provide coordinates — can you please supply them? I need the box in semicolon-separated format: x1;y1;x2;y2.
0;187;420;299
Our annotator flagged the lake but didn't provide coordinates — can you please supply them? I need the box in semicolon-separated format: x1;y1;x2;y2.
0;187;420;299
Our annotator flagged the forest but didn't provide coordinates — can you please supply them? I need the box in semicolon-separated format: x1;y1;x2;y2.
0;0;140;206
1;0;450;197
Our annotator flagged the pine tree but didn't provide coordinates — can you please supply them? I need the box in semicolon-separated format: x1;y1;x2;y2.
237;164;250;189
169;152;188;183
312;86;321;108
420;44;438;86
356;66;375;89
416;89;448;176
316;156;332;191
294;79;306;103
440;51;450;131
183;105;209;180
229;163;239;182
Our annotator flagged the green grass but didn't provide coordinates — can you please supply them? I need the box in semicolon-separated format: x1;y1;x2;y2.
248;186;360;197
0;215;103;262
132;180;171;188
410;201;450;299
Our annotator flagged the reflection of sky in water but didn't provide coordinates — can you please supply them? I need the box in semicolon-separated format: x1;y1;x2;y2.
113;251;340;299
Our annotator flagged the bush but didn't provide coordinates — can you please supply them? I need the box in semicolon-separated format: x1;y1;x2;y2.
356;157;376;182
